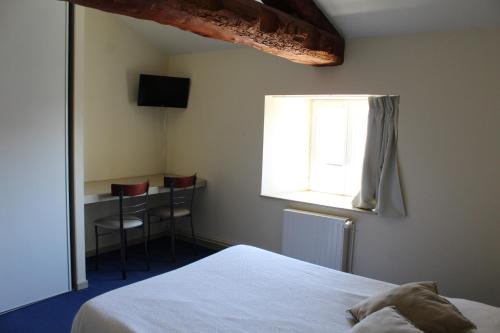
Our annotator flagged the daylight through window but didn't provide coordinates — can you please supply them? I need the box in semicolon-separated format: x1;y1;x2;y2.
261;95;369;209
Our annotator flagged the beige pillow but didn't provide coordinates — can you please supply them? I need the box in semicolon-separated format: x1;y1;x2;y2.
348;281;476;333
347;306;424;333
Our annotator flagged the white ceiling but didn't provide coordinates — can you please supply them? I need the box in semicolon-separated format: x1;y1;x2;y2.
120;0;500;55
316;0;500;38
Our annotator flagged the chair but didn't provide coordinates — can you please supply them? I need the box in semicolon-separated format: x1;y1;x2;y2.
148;175;197;262
93;181;150;279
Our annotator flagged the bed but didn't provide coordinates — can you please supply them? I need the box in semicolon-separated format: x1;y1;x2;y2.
72;245;500;333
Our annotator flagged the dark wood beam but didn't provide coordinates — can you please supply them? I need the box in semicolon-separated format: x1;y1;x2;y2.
66;0;344;66
261;0;342;37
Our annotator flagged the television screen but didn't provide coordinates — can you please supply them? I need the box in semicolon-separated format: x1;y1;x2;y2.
137;74;190;108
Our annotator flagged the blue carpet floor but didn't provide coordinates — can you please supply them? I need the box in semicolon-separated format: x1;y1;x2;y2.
0;238;216;333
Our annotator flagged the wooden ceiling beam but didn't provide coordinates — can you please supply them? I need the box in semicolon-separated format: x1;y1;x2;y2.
261;0;342;37
66;0;344;66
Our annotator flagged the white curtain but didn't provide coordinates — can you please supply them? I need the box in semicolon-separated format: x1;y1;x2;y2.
353;96;406;217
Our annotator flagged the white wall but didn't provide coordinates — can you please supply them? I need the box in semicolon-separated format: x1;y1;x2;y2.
165;29;500;305
76;8;171;256
83;8;168;182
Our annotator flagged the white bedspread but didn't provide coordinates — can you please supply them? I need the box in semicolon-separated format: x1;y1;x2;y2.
72;245;500;333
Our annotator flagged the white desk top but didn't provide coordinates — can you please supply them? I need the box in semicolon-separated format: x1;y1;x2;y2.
84;174;207;204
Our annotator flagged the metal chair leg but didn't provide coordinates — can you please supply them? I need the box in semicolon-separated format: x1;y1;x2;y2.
143;223;150;270
190;215;197;255
120;229;127;280
124;229;128;262
147;214;151;247
170;219;176;262
94;225;99;270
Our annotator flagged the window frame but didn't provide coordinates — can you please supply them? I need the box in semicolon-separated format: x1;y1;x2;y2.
261;95;372;212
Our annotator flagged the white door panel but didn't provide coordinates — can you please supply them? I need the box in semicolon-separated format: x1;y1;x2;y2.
0;0;70;313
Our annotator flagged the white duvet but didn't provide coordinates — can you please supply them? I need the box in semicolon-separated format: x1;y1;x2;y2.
72;245;500;333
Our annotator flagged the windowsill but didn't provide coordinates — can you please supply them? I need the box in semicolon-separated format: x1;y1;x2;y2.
261;190;376;215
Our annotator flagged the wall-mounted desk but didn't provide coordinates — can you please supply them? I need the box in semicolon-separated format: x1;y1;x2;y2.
84;173;207;204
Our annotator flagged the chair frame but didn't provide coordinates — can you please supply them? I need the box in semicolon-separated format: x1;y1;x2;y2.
148;174;197;262
94;181;150;280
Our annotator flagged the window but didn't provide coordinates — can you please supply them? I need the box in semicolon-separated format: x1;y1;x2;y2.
261;95;369;210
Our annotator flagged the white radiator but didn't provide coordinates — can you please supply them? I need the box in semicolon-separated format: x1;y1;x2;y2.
282;209;354;272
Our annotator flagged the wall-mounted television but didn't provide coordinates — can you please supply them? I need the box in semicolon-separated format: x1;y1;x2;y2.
137;74;191;108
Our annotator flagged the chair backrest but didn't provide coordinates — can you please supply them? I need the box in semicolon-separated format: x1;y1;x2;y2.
164;175;197;214
111;181;149;217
